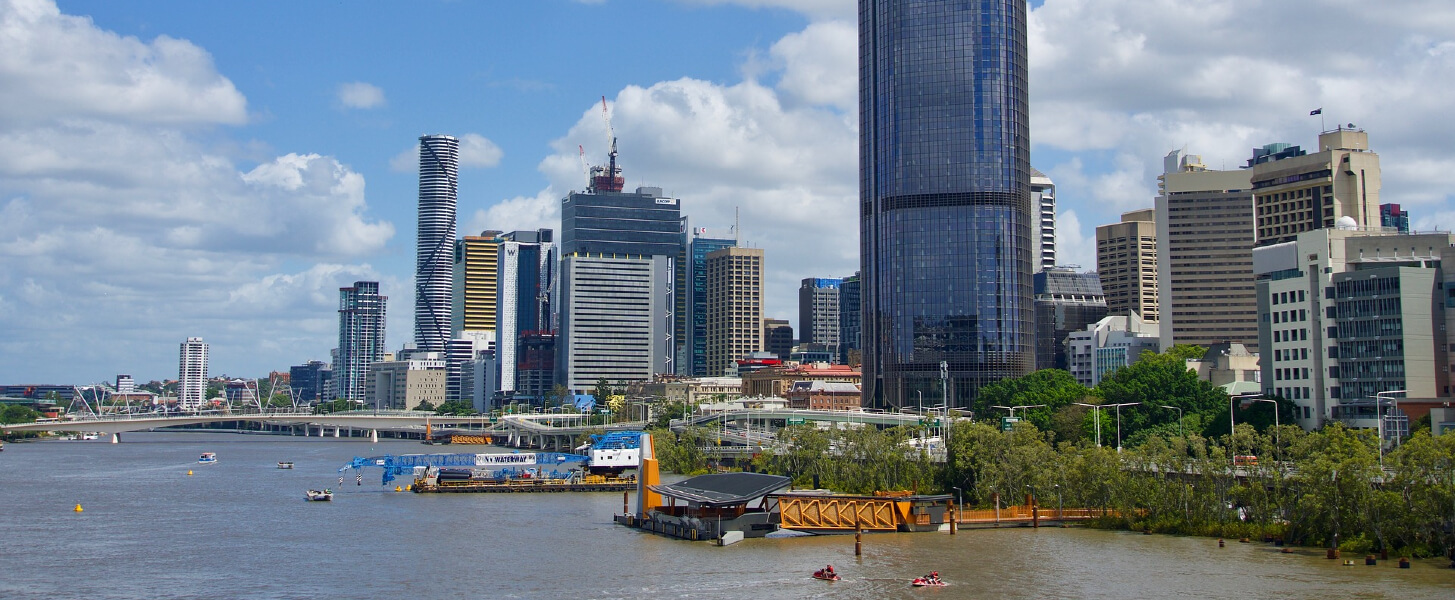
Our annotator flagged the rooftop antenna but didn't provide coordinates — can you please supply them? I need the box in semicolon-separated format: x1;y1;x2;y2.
735;207;740;245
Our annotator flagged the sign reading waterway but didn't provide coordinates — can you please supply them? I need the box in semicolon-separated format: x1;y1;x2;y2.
0;432;1449;599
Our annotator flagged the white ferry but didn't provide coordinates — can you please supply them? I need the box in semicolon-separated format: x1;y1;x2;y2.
198;452;217;464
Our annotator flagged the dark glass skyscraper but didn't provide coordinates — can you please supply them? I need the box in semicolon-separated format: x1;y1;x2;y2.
860;0;1033;409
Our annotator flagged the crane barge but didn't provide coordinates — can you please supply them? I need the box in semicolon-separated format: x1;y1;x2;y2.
339;431;648;493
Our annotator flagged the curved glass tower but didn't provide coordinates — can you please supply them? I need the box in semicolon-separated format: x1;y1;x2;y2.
416;134;458;353
860;0;1033;409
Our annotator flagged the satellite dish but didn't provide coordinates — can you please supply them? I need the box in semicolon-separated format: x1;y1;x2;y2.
1336;216;1358;230
1347;123;1355;128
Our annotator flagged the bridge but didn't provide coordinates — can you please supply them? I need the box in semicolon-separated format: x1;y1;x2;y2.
0;406;941;451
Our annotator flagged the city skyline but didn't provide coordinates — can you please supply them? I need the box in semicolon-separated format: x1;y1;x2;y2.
5;0;1455;383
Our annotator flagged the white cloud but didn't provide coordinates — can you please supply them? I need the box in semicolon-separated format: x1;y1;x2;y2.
0;0;393;382
459;133;504;168
336;81;385;109
390;132;504;172
768;20;857;112
0;0;246;125
1053;209;1095;272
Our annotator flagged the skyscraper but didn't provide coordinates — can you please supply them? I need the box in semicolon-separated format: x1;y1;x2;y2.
558;180;682;391
1155;150;1258;352
860;0;1033;409
705;247;765;376
453;231;501;338
798;278;842;358
1096;209;1159;321
838;272;862;365
1032;168;1057;273
178;337;208;411
497;229;558;401
1380;203;1409;233
683;225;737;376
337;281;387;403
416;134;458;353
1251;127;1380;246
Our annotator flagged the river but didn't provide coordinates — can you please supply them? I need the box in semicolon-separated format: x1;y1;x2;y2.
0;432;1449;599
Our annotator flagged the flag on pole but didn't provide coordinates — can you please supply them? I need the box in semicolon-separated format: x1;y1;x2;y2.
1309;108;1322;115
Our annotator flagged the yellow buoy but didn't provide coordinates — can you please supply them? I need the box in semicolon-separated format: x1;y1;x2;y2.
405;484;411;491
74;504;83;512
187;470;194;476
394;486;402;492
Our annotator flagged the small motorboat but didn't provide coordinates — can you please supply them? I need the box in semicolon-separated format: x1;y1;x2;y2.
277;462;294;469
198;452;217;464
912;574;946;587
305;489;333;502
812;569;840;581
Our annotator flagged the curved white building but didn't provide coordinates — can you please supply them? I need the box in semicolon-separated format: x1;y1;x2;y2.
416;134;458;352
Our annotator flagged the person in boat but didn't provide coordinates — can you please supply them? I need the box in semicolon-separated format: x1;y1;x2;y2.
928;571;940;584
825;565;835;576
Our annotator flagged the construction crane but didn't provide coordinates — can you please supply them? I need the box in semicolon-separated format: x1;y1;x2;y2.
587;95;624;193
339;451;589;485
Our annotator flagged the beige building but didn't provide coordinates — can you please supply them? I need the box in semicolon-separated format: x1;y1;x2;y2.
1096;209;1158;321
627;376;743;406
366;355;447;410
742;363;861;398
1185;342;1261;389
1253;127;1380;246
705;247;765;376
1155;151;1259;352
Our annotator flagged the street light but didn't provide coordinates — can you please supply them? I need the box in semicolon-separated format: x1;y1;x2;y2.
1251;397;1280;464
1111;402;1140;451
1374;389;1407;467
1073;402;1104;447
1159;405;1184;438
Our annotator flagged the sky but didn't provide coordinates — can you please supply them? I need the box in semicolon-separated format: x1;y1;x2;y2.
3;0;1455;384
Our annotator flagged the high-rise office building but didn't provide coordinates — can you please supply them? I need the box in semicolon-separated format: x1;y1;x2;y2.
558;176;682;391
289;360;330;403
1155;150;1258;352
798;278;842;359
1033;267;1107;371
1032;168;1057;273
682;225;737;376
497;229;557;401
1254;228;1454;429
1380;203;1409;233
453;231;501;337
337;281;387;403
416;134;458;353
557;254;672;391
178;337;208;411
763;318;794;361
115;374;135;395
1096;209;1159;321
1252;127;1380;246
705;248;765;376
838;272;862;366
860;0;1034;409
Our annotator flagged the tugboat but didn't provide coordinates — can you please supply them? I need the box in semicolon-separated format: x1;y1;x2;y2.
198;452;217;464
305;489;333;502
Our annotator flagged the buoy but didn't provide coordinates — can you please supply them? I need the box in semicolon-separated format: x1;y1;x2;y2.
1218;539;1225;547
1365;555;1377;566
1398;557;1410;569
395;486;402;492
1342;560;1354;566
73;504;83;513
187;470;193;476
405;484;411;491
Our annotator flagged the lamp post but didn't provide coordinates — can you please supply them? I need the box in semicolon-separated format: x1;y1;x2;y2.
1375;390;1407;455
1159;405;1183;439
1073;402;1103;447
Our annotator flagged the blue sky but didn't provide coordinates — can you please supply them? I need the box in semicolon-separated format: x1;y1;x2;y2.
4;0;1455;384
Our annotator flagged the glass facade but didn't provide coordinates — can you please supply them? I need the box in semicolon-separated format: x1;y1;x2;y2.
860;0;1034;408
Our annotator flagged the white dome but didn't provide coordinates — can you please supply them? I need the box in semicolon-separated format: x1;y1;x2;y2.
1335;216;1358;230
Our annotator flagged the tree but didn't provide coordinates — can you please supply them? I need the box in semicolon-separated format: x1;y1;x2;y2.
414;400;436;412
971;369;1091;432
1;404;40;424
1165;344;1207;363
1094;350;1229;442
435;400;477;416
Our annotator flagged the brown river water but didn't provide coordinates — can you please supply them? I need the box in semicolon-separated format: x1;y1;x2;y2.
1;432;1449;599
